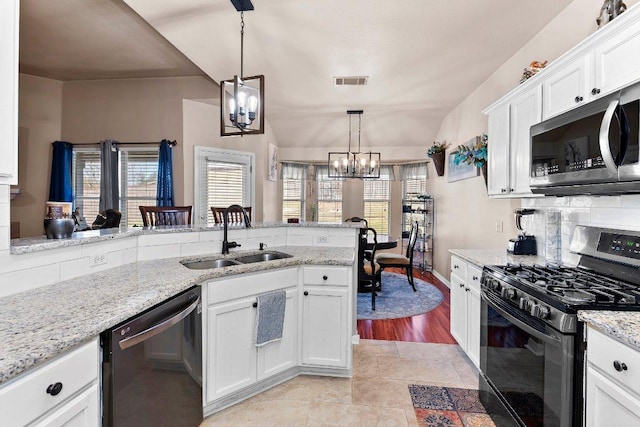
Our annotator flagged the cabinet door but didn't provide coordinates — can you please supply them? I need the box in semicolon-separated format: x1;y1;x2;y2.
466;286;481;368
594;23;640;96
301;287;348;368
257;288;298;380
449;274;468;350
487;103;510;196
586;367;640;427
32;385;99;427
207;297;257;402
542;56;592;120
509;85;542;196
0;0;18;183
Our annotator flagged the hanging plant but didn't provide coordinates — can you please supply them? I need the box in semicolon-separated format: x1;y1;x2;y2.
426;141;449;177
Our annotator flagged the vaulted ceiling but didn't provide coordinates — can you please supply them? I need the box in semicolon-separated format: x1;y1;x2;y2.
20;0;574;149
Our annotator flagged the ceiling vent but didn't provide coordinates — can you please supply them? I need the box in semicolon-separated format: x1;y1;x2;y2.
334;76;368;86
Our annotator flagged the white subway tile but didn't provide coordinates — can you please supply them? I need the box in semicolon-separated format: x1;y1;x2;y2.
621;195;640;208
180;242;222;257
0;264;61;297
138;232;199;247
0;246;83;274
286;235;313;246
122;247;138;264
138;244;182;260
199;230;223;242
59;257;91;281
80;238;136;256
589;195;621;208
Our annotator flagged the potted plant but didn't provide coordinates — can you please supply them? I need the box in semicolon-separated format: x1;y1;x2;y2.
452;134;488;186
426;141;449;176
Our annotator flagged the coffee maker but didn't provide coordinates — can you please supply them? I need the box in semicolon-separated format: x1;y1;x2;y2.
507;209;537;255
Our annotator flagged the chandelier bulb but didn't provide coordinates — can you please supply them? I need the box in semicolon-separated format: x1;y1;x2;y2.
237;91;247;113
248;96;258;112
370;159;377;168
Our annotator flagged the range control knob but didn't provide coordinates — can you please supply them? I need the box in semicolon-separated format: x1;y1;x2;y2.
531;304;551;319
501;287;517;300
489;279;501;292
519;298;532;311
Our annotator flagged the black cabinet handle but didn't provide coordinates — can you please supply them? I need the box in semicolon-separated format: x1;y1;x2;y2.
453;265;458;269
322;275;328;280
613;360;628;372
252;302;258;308
304;291;309;296
592;88;601;95
472;276;478;281
575;96;584;102
46;382;63;396
465;288;470;292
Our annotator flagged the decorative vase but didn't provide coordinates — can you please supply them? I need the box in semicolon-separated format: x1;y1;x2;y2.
481;163;488;188
432;151;446;177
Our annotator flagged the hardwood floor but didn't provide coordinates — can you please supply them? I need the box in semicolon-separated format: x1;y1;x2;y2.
356;267;457;344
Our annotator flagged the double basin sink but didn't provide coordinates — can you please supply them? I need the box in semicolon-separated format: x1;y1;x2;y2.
181;251;293;270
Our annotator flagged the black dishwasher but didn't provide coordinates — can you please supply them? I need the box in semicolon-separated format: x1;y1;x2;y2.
101;286;202;427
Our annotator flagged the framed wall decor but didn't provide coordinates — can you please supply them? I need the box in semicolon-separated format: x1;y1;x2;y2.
447;137;480;183
267;142;278;181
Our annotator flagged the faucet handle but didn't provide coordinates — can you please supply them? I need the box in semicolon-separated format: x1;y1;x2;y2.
259;243;267;250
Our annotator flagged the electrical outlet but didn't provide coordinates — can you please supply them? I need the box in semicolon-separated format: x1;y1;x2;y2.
317;236;328;243
90;254;107;267
496;220;504;233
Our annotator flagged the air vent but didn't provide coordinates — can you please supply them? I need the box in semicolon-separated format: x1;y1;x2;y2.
334;76;368;86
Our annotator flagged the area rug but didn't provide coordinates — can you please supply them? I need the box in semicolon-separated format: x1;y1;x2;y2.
409;384;497;427
357;272;443;320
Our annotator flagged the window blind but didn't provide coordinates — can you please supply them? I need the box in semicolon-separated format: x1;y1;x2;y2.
364;165;392;235
120;149;159;227
316;165;343;223
72;150;101;221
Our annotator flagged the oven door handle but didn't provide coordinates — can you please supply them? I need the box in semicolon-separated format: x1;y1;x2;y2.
118;297;200;350
482;291;561;345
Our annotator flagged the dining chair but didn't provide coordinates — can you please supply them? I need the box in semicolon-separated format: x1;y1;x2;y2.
361;227;381;310
375;221;418;292
211;207;252;224
139;206;192;227
344;216;368;227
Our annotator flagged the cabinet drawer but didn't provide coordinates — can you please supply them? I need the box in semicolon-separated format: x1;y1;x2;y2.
208;268;298;305
451;255;467;280
588;328;640;396
303;266;349;286
0;339;98;427
467;264;483;292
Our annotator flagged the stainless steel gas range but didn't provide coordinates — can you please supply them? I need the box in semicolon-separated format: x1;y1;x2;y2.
479;225;640;427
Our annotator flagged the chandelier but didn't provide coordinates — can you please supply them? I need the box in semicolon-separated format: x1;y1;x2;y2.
220;0;265;137
328;110;381;179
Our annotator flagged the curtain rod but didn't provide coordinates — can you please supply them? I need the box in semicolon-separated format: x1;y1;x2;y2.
51;140;177;147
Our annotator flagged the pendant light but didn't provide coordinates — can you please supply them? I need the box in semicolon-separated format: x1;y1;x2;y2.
328;110;381;179
220;0;265;136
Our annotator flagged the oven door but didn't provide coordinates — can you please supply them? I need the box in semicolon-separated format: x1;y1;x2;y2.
480;291;574;427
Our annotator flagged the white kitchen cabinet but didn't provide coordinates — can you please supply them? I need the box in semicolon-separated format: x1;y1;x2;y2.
301;266;350;368
0;0;19;184
593;19;640;97
509;85;542;196
205;268;298;403
0;339;99;427
487;103;510;196
585;327;640;427
449;255;481;367
541;56;592;120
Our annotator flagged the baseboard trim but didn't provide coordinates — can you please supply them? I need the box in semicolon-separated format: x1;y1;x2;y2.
431;269;449;289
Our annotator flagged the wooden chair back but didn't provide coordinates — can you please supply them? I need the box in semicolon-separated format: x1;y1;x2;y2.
345;216;368;227
211;207;252;224
139;206;192;227
406;221;419;261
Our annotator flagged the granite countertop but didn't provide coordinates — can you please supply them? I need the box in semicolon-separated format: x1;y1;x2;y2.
450;248;547;267
0;246;354;385
578;311;640;352
10;221;362;255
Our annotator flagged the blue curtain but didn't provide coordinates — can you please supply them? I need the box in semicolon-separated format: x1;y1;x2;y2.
156;139;174;206
48;141;73;202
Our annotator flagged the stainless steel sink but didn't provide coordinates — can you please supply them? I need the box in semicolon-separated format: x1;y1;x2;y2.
234;251;293;264
181;258;241;270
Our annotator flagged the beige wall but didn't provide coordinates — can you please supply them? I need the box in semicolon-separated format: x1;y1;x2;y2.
430;0;639;278
12;74;63;238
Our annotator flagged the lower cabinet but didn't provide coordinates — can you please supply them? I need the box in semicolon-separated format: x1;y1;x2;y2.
450;255;481;367
585;326;640;427
0;339;99;427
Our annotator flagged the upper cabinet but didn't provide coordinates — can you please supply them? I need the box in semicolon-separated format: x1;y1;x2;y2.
0;0;18;185
484;4;640;198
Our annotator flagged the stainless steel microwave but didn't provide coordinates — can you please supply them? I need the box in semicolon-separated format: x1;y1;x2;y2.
530;82;640;196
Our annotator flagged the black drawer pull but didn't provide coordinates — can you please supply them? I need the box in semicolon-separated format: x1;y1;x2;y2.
472;276;478;281
613;360;628;372
322;275;328;280
46;382;63;396
575;96;584;102
252;302;258;308
592;88;601;95
304;291;309;296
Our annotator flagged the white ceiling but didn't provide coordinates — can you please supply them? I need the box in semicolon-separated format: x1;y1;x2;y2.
20;0;574;149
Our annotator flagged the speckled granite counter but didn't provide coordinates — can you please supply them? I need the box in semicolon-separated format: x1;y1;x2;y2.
10;221;362;255
450;248;547;267
578;311;640;352
0;245;354;385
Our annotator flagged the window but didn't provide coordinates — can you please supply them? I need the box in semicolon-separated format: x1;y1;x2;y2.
72;149;101;222
400;163;428;235
120;149;159;227
364;165;393;236
194;147;254;226
316;165;343;223
72;148;159;227
281;163;307;221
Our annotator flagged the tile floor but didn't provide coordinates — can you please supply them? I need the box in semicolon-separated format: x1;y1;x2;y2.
201;340;479;426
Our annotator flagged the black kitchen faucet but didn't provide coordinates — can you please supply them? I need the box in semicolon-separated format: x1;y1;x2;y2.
221;204;251;254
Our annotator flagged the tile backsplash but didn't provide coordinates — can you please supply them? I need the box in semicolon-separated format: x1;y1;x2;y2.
521;195;640;265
